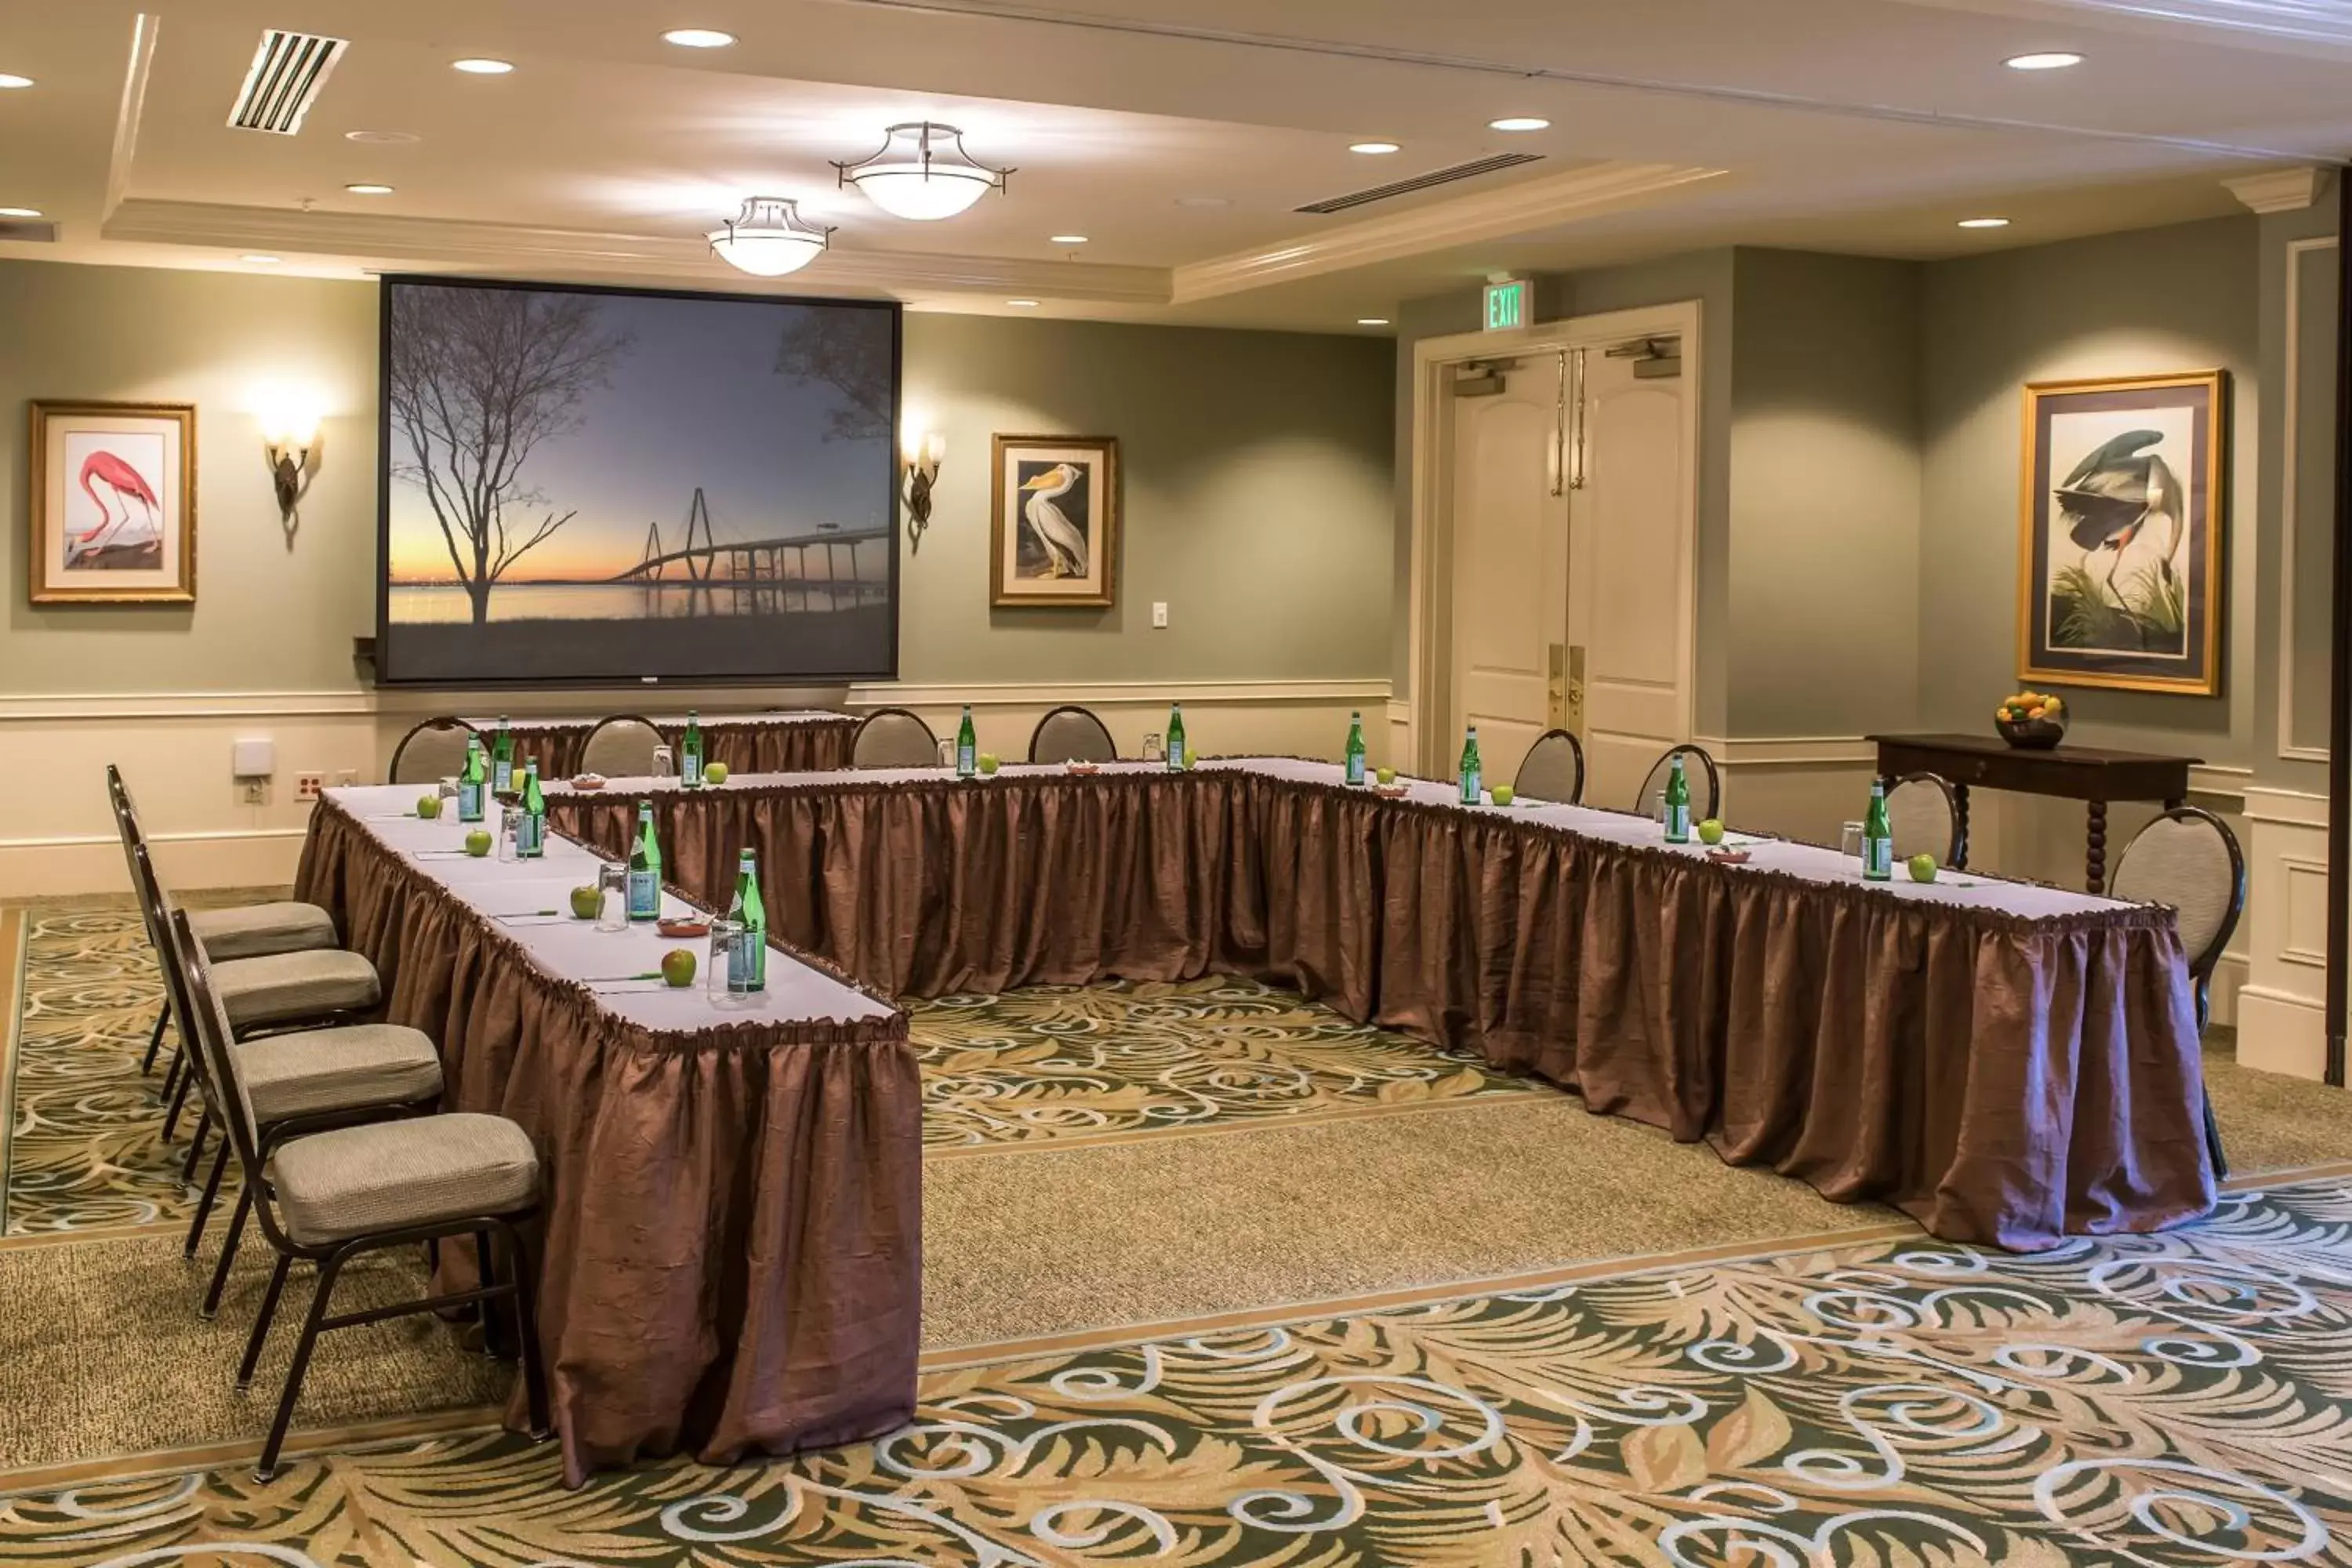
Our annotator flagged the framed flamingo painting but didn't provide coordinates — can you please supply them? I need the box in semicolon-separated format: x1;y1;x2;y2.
28;401;197;604
989;434;1118;608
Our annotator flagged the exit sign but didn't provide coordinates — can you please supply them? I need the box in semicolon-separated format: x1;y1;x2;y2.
1483;277;1530;332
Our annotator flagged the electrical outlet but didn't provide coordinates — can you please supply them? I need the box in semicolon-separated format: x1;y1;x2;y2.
241;779;267;805
1152;601;1169;628
336;768;359;787
296;771;325;802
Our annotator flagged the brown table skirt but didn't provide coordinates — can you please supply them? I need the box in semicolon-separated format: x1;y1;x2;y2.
505;715;858;780
550;768;2213;1250
296;798;920;1486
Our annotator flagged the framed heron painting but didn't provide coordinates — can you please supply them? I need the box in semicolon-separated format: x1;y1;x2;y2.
989;434;1118;608
28;400;198;604
2017;370;2224;695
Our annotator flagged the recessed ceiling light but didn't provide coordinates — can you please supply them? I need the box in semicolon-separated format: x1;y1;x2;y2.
1007;299;1040;307
662;28;736;47
1049;234;1088;245
1175;195;1231;209
241;253;281;264
1357;318;1390;326
2005;51;2082;70
1348;141;1400;154
1957;216;2009;228
1488;117;1549;132
0;205;41;218
0;74;33;90
344;129;419;144
345;183;396;195
451;57;514;74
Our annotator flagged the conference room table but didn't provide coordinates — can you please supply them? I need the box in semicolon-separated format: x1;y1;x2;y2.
464;710;858;779
544;756;2216;1252
294;785;916;1486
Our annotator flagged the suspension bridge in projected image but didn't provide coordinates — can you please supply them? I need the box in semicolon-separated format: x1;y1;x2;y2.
601;487;887;615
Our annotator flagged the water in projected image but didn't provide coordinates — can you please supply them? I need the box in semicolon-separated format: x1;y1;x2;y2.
376;279;898;684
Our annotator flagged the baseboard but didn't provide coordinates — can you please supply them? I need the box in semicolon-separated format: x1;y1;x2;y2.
2237;983;2328;1080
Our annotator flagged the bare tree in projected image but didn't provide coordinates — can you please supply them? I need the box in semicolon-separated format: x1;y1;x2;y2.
386;288;635;625
774;308;891;442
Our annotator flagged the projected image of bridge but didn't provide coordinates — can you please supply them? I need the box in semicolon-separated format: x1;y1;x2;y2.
604;488;889;616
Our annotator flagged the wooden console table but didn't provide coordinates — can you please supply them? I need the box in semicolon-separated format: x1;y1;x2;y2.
1867;732;2200;895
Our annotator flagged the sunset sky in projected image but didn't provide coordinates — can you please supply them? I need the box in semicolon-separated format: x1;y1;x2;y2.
384;289;891;585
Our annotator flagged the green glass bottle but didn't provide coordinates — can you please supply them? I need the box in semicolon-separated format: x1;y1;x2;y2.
1458;725;1483;804
726;848;768;994
1663;753;1692;843
458;735;487;823
956;704;977;778
627;800;662;920
1862;779;1894;881
489;715;514;795
680;710;705;789
516;759;546;858
1165;703;1187;771
1345;710;1367;786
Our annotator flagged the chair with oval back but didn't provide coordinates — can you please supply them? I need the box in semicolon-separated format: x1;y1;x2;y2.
1886;772;1962;866
1512;729;1586;805
1632;743;1720;823
2110;804;2245;1179
387;718;481;786
1028;705;1117;764
579;714;665;778
852;707;942;768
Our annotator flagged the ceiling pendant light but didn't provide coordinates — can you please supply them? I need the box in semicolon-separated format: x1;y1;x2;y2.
708;196;833;277
834;122;1009;221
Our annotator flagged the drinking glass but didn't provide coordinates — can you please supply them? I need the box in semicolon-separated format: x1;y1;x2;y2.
1648;789;1668;824
595;862;630;931
936;738;956;768
652;744;675;777
1839;821;1865;862
495;803;521;862
707;916;744;1002
1142;732;1165;761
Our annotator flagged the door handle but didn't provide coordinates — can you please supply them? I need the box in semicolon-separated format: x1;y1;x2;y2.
1547;643;1567;728
1565;644;1586;731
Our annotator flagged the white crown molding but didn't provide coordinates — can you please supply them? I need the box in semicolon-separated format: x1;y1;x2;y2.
1904;0;2352;52
105;13;158;223
100;200;1173;303
1170;162;1726;304
2225;167;2328;213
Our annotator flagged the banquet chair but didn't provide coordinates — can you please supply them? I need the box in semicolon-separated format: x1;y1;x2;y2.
174;909;549;1483
1513;729;1586;805
580;714;664;777
387;717;480;786
852;707;942;768
1028;705;1117;764
1886;772;1962;866
143;845;443;1301
107;766;343;1079
2111;805;2245;1179
1632;744;1720;822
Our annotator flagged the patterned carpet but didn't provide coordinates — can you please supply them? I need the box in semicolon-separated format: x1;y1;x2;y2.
6;1178;2352;1565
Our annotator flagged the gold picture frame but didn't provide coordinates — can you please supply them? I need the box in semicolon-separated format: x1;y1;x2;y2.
2016;370;2224;695
990;434;1118;608
28;400;198;604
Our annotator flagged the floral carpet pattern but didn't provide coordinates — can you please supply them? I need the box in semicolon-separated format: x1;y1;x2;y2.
910;977;1546;1151
7;1179;2352;1566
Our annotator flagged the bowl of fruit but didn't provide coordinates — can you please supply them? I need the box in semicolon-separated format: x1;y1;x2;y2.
1995;689;2067;750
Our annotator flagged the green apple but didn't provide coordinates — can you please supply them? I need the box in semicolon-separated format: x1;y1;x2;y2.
978;753;1000;775
1907;853;1940;884
1376;767;1397;786
702;762;729;786
1183;748;1199;769
1697;818;1726;845
416;795;442;819
568;885;601;920
1490;784;1515;806
463;829;492;858
660;948;698;988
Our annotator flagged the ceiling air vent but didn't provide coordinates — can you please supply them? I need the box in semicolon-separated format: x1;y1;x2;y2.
228;30;347;135
1296;152;1543;216
0;217;57;243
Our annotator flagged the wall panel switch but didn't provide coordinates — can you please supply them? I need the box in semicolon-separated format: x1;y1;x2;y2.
1152;601;1168;628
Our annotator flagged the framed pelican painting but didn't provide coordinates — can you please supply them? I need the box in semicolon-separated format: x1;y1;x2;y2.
28;401;198;604
990;434;1118;608
2016;371;2224;695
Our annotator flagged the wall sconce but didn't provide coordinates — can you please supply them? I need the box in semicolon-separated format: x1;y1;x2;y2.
256;394;321;543
901;429;944;553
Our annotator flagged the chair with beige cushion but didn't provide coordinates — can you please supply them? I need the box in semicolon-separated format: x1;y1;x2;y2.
1028;705;1117;764
174;907;548;1483
387;717;481;786
852;707;942;768
1513;729;1586;805
2111;805;2245;1178
1886;772;1962;866
580;714;664;777
1632;743;1721;823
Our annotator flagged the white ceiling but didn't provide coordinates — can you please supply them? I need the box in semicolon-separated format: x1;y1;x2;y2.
0;0;2340;330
